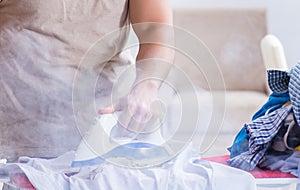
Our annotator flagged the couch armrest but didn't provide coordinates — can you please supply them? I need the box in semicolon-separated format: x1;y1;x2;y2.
261;34;289;70
260;34;289;94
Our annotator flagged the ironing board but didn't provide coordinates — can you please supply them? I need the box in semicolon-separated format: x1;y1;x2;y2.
202;155;300;189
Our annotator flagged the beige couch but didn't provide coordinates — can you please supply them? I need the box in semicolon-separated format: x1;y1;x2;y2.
169;7;270;156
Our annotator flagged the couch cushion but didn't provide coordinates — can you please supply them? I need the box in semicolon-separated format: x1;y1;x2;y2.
172;7;268;93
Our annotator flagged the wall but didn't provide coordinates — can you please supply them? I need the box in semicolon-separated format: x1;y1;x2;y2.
171;0;300;68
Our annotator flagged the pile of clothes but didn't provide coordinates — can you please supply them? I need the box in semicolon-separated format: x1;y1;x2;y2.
228;62;300;176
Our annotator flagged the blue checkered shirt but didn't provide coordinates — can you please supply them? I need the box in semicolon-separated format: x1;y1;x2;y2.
267;62;300;125
227;105;292;170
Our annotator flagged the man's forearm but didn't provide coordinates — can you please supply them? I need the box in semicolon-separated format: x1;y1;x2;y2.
129;0;174;88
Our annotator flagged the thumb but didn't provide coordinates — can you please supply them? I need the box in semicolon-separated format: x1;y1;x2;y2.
98;105;115;114
98;98;126;114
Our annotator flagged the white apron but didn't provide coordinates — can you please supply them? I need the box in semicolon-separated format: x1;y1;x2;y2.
0;0;132;158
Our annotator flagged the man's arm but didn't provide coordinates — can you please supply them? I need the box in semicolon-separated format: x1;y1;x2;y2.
129;0;174;86
100;1;174;132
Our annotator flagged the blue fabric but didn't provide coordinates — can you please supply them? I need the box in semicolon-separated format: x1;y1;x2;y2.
228;92;290;158
227;105;292;170
259;111;297;169
267;70;290;93
267;62;300;125
228;62;299;158
289;64;300;125
247;105;292;150
252;92;290;120
227;128;249;158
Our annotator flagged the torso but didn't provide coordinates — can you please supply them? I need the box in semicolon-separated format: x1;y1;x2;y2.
0;0;131;158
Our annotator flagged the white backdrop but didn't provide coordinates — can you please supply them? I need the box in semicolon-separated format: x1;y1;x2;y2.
171;0;300;68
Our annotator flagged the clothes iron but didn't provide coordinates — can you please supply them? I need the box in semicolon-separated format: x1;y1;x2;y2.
71;113;181;168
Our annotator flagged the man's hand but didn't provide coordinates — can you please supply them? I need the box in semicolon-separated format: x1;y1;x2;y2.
99;79;163;133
